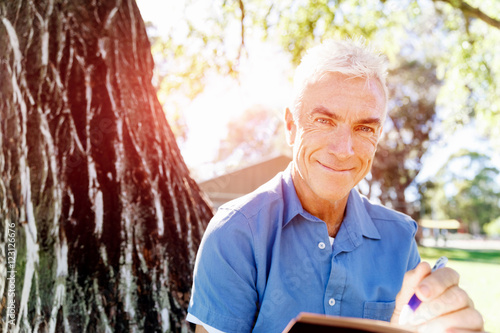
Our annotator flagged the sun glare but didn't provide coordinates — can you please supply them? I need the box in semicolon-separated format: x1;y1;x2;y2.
137;0;294;179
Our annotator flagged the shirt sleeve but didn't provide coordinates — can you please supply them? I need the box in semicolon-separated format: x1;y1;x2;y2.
186;313;226;333
188;208;258;333
407;220;421;271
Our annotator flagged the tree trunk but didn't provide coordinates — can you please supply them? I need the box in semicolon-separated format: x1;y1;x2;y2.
0;0;212;332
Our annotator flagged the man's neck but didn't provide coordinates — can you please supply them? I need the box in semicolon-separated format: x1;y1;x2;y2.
302;195;347;238
290;170;349;238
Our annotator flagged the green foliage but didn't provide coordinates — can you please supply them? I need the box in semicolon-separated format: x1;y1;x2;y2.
435;5;500;138
484;216;500;236
144;0;500;142
143;0;244;140
419;149;500;232
141;0;500;216
368;60;440;216
266;0;500;140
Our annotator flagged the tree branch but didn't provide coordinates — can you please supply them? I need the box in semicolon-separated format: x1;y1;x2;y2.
435;0;500;29
237;0;246;61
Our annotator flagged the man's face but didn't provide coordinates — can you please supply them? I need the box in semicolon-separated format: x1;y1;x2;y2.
286;72;386;204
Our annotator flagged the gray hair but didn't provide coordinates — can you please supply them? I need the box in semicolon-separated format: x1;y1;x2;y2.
292;37;388;116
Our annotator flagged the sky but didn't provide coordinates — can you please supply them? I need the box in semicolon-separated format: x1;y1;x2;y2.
135;0;500;185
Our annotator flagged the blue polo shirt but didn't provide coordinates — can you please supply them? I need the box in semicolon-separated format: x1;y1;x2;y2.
188;165;420;332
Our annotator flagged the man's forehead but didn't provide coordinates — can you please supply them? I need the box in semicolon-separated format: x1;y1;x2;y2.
306;73;386;101
313;72;386;92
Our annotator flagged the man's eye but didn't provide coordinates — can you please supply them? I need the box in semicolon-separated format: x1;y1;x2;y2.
358;126;374;133
316;118;330;124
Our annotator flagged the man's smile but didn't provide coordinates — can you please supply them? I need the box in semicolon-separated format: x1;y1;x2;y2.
317;160;355;173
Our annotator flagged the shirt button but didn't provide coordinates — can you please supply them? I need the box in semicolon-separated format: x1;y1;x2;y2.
328;298;336;306
318;242;326;249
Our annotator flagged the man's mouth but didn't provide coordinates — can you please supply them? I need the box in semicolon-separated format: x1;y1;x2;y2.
317;161;353;173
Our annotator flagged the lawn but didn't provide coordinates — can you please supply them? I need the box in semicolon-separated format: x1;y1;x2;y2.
419;246;500;333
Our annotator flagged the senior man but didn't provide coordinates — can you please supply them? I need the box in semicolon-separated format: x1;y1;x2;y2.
186;38;484;333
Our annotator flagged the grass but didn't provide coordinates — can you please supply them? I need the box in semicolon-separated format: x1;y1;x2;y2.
419;246;500;333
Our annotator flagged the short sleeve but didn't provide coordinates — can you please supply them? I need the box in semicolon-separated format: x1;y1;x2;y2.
188;208;258;333
407;221;421;271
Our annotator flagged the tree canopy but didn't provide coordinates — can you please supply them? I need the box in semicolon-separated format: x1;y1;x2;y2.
141;0;500;220
146;0;500;142
419;149;500;232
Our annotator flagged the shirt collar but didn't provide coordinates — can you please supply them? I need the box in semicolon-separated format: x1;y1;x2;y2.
281;163;381;242
342;189;381;242
281;163;305;227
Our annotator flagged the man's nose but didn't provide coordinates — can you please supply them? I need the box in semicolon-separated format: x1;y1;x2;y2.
328;127;354;159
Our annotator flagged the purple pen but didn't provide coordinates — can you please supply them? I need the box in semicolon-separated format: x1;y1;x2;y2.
398;256;448;325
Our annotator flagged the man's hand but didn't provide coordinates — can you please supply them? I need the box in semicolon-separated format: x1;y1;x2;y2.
391;262;484;332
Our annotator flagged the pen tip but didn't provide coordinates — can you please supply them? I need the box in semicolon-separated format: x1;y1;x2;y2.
398;304;414;326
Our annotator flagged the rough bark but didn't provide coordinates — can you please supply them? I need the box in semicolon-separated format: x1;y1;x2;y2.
0;0;212;332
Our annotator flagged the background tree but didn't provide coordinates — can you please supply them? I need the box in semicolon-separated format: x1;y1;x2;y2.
367;60;440;216
145;0;498;220
484;216;500;237
149;0;499;139
419;150;500;233
249;0;500;139
0;0;212;332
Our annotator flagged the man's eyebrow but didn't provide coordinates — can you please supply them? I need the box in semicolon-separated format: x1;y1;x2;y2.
311;106;382;126
311;107;342;120
356;117;382;126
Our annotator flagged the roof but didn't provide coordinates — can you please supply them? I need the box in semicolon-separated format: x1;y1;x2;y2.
199;155;292;201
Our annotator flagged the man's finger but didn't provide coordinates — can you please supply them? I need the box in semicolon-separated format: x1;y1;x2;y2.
391;262;431;324
416;307;484;333
411;285;473;325
415;267;460;302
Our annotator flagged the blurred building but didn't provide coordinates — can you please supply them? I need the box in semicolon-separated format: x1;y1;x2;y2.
199;155;292;209
419;219;464;247
419;219;462;231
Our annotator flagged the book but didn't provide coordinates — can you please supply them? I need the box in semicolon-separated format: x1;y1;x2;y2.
283;312;415;333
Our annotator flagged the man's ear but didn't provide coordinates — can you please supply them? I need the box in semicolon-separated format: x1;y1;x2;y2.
376;124;384;143
284;107;296;146
373;125;384;153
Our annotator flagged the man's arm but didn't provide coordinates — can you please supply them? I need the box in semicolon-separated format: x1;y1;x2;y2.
195;325;208;333
187;209;259;332
392;262;484;332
